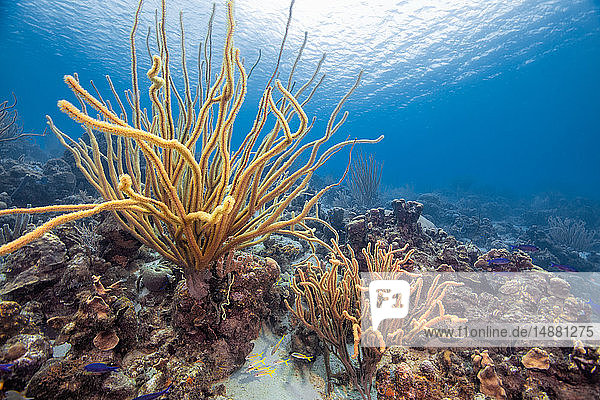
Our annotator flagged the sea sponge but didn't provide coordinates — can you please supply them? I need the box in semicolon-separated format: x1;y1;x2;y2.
93;330;119;351
472;349;493;368
477;365;507;399
521;347;550;370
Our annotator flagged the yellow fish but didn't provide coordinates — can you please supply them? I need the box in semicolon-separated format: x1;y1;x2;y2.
246;351;264;360
254;366;277;378
290;352;313;361
247;357;266;369
271;335;285;355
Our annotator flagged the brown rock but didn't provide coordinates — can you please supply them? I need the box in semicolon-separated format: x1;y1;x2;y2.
86;296;111;320
472;349;493;368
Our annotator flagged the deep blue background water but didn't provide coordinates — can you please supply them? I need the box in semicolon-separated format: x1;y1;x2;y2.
1;0;599;199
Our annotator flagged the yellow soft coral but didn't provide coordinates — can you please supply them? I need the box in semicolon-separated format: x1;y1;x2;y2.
0;0;382;298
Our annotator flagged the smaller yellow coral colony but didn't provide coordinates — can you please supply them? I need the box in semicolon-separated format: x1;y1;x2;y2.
287;241;465;400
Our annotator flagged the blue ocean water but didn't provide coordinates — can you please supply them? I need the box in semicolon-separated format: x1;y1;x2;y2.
1;0;599;198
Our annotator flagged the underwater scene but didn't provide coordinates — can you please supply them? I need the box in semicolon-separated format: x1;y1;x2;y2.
1;0;600;399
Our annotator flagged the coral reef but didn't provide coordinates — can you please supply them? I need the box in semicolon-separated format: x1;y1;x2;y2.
254;234;303;270
0;3;598;398
375;345;600;400
1;181;599;399
376;347;476;399
135;260;175;293
0;301;32;345
345;199;481;271
1;334;51;386
0;158;76;207
172;253;280;380
0;227;282;399
0;0;382;306
473;248;538;272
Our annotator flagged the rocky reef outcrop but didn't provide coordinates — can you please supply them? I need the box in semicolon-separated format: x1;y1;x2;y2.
0;213;284;399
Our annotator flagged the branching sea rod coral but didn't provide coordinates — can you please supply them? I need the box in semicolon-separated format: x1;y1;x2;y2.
0;94;19;142
286;241;413;400
286;240;374;400
287;241;465;400
0;0;382;298
0;94;45;142
348;150;383;209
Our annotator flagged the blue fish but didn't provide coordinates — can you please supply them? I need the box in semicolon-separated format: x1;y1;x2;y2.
132;384;172;400
0;363;14;373
510;244;539;252
550;263;577;272
83;362;119;373
487;257;511;265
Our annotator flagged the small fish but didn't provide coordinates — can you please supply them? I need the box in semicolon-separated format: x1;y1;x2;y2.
487;258;511;265
246;351;264;360
83;362;119;373
273;358;290;366
247;366;262;373
510;244;539;252
132;384;172;400
0;363;14;373
271;335;285;356
551;263;578;272
290;352;313;361
3;391;34;400
246;357;266;370
254;366;277;378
